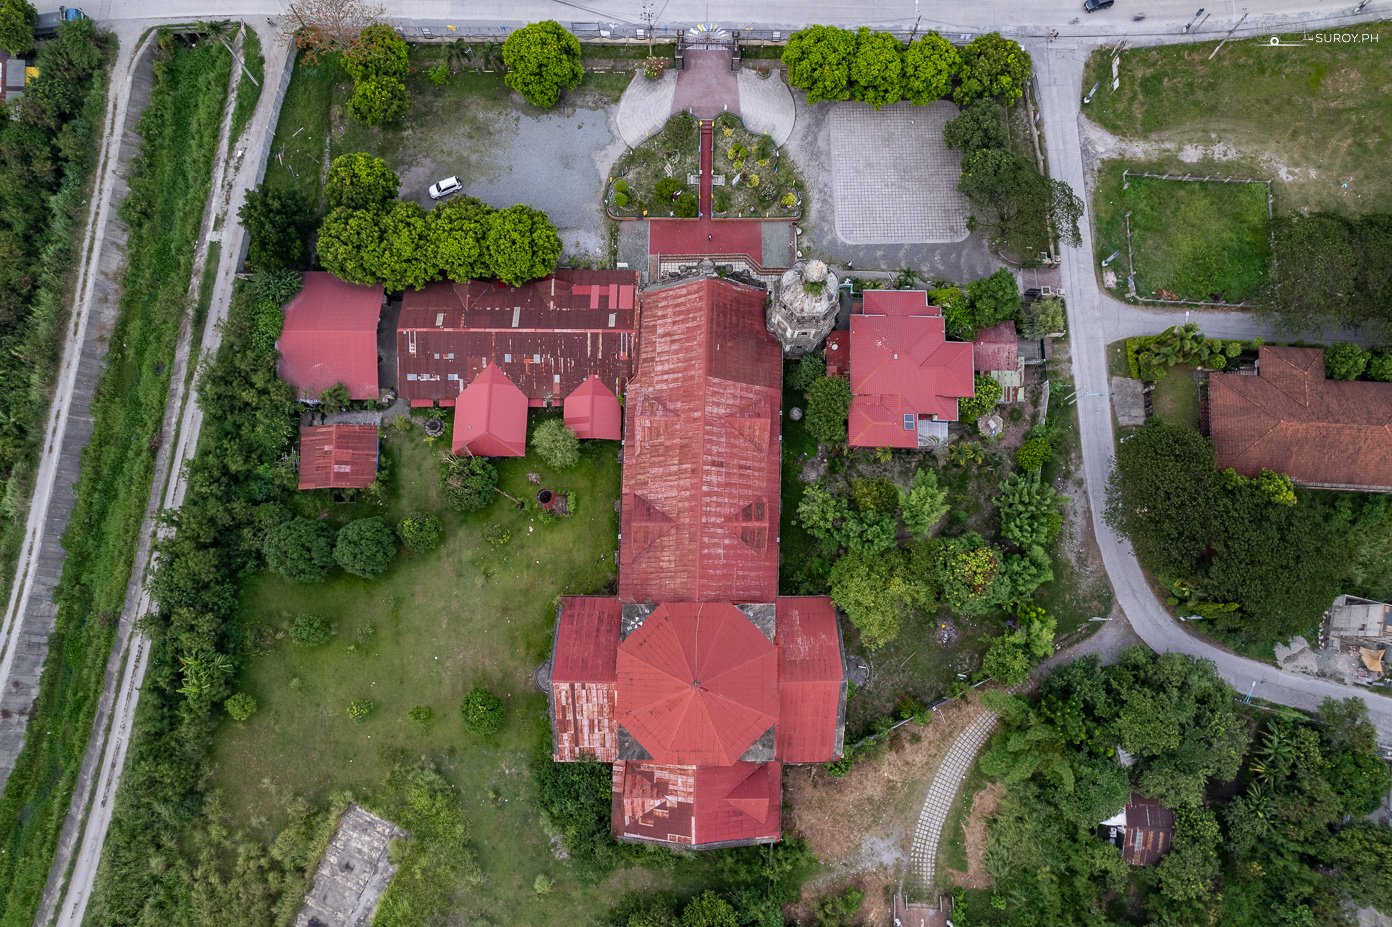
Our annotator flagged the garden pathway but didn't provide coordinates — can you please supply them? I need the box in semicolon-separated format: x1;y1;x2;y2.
670;48;740;119
908;709;1000;890
615;70;676;148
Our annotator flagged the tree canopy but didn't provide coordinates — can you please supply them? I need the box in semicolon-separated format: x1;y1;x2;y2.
440;454;497;510
263;517;336;584
333;516;397;578
325;152;400;211
502;20;584;108
782;25;857;104
427;195;494;282
533;418;580;469
0;0;36;55
485;204;562;287
238;185;315;271
954;32;1032;106
804;375;852;446
902;32;960;104
849;28;904;109
341;23;408;83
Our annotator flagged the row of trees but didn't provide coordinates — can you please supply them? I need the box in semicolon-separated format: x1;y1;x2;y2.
308;153;561;289
782;27;1031;109
945;100;1084;259
263;515;399;583
962;650;1391;927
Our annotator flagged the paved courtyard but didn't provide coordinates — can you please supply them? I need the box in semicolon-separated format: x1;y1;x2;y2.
830;102;970;245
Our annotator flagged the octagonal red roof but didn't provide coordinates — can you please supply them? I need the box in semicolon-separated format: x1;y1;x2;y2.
617;603;778;766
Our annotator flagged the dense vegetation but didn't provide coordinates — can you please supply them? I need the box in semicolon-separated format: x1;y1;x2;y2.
0;31;233;927
501;20;583;108
1106;417;1392;645
957;650;1392;927
1264;212;1392;337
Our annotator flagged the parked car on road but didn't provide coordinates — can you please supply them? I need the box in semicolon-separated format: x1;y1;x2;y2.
1084;0;1115;9
428;176;462;200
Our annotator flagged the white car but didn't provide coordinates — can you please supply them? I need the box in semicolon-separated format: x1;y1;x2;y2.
428;175;462;199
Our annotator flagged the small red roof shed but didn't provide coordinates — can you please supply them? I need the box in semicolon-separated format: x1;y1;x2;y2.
278;272;383;401
297;424;379;490
612;761;782;848
564;375;623;440
453;363;528;457
848;291;974;449
973;320;1020;374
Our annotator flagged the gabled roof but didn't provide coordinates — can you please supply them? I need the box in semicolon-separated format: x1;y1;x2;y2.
775;597;847;763
278;272;382;401
1121;793;1174;866
564;375;623;440
616;603;778;766
397;270;638;406
848;292;974;448
452;363;528;457
297;424;379;490
619;277;781;603
1209;346;1392;492
973;320;1020;374
612;761;782;848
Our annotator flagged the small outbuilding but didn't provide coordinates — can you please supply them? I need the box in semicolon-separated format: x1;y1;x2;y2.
453;363;528;457
297;423;379;491
278;272;383;401
1101;792;1175;866
973;320;1025;402
563;375;623;441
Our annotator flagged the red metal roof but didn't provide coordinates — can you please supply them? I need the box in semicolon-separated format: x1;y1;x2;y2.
552;597;621;682
1209;346;1392;492
550;598;622;761
397;270;638;407
278;272;382;400
564;375;623;440
452;363;528;457
825;330;850;378
618;277;782;603
848;291;974;448
296;424;379;490
973;320;1020;374
617;603;778;766
775;597;846;763
612;761;782;848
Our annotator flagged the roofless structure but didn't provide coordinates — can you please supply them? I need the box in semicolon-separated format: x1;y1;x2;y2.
544;270;847;850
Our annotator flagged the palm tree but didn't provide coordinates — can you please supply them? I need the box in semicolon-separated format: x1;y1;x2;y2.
445;39;471;75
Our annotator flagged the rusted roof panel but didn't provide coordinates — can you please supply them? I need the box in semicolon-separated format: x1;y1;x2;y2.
973;320;1020;373
552;682;618;762
612;761;781;848
297;424;379;490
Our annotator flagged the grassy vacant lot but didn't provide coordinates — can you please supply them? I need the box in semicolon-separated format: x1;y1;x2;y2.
208;423;649;926
1092;165;1271;302
1083;26;1392;214
0;39;231;927
1151;365;1201;430
263;52;336;206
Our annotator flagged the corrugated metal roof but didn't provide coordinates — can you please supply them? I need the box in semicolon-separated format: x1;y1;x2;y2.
397;270;638;406
612;761;781;848
618;277;782;603
278;272;383;400
552;597;621;682
849;293;974;448
296;424;379;490
1122;793;1174;866
617;602;779;766
776;597;846;763
973;320;1020;374
564;375;623;440
452;363;528;457
552;682;618;762
1209;346;1392;492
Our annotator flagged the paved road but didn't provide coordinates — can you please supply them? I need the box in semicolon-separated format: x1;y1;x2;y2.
1032;45;1392;746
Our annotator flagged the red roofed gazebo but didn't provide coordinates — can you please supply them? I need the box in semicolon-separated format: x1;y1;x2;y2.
617;603;779;766
278;272;383;401
453;363;528;457
297;424;379;490
564;375;623;440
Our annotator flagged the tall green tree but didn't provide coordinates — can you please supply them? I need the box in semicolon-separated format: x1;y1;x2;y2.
830;548;933;648
995;470;1067;548
0;0;36;55
263;517;336;584
804;376;852;445
325;152;400;211
347;75;410;125
943;99;1009;153
334;517;397;578
428;195;494;281
781;25;857;103
341;23;409;82
900;467;949;538
954;32;1032;105
849;28;903;109
502;20;584;108
533;418;580;469
377;200;434;291
486;204;561;287
902;32;959;104
317;206;386;285
238;185;315;271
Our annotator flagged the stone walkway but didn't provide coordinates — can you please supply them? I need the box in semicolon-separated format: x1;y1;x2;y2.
615;70;675;147
671;48;739;118
736;68;796;145
908;709;1000;890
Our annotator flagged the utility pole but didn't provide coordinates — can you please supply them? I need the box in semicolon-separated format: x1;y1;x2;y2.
1209;10;1249;59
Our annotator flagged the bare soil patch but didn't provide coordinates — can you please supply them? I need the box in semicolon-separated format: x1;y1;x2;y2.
947;781;1005;890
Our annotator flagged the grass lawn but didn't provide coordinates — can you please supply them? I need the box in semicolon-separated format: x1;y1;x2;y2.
228;23;263;149
263;51;337;206
1151;365;1200;430
1092;163;1271;302
1082;26;1392;214
208;422;645;926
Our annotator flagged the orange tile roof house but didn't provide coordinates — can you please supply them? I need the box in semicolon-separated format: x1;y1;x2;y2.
1208;346;1392;493
297;424;379;490
278;272;384;401
543;273;846;851
848;290;974;449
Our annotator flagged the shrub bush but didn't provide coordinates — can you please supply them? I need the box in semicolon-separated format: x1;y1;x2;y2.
1015;435;1052;471
288;613;333;646
348;698;375;722
334;517;397;579
613;192;628;207
1369;351;1392;382
441;455;498;511
673;191;698;218
787;353;826;392
613;179;628;193
397;511;443;551
805;376;853;445
959;374;1004;421
224;692;257;722
654;176;684;202
409;705;433;724
1325;341;1370;381
533;418;580;469
460;685;505;734
263;517;336;584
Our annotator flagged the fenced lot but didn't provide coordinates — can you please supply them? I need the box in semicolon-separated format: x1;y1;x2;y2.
1083;28;1392;215
1094;164;1272;303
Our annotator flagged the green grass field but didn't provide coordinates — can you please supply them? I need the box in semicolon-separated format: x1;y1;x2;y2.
206;423;659;925
1083;26;1392;214
1093;164;1272;302
228;24;263;149
1151;365;1201;430
262;52;338;206
0;39;231;927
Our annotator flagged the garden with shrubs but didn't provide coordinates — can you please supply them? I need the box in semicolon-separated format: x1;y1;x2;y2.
710;113;804;219
606;111;700;218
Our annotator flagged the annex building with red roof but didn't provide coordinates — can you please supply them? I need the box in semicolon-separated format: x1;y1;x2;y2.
848;290;974;449
278;272;383;401
973;320;1025;403
297;424;379;490
1207;346;1392;493
543;271;847;850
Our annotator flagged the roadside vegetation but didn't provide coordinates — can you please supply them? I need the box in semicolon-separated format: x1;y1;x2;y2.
955;651;1392;926
0;32;231;927
228;23;264;147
